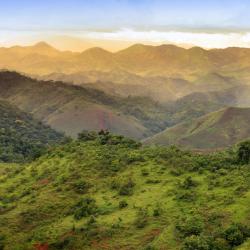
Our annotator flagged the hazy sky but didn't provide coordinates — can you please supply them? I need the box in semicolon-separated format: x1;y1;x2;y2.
1;0;250;51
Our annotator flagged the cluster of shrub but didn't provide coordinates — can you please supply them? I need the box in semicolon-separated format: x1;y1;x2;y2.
78;129;141;148
176;214;250;250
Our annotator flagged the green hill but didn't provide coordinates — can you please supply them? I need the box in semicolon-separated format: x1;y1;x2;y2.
0;133;250;249
145;107;250;150
0;100;64;162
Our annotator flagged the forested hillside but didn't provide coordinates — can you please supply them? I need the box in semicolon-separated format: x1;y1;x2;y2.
0;100;64;162
0;132;250;249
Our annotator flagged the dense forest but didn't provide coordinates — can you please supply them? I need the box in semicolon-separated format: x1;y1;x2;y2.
0;131;249;249
0;100;65;163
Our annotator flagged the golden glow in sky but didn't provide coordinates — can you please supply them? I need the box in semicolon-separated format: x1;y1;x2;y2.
1;0;250;51
2;29;250;52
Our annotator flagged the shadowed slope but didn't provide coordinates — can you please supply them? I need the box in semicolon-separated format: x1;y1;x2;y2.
0;71;171;139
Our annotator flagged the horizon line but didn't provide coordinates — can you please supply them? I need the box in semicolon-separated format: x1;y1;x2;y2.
1;41;250;54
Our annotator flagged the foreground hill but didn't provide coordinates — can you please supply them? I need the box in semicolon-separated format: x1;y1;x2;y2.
0;133;250;249
145;107;250;150
0;100;64;162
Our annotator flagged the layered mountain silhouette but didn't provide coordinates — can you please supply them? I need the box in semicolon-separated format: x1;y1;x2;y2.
37;71;194;103
1;71;249;148
1;42;250;150
2;42;250;82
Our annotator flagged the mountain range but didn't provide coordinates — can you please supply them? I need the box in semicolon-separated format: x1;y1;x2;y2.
2;42;250;82
1;42;250;150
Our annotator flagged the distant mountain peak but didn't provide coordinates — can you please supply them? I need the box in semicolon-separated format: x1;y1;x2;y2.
189;46;206;51
33;41;54;49
117;43;186;56
83;47;112;55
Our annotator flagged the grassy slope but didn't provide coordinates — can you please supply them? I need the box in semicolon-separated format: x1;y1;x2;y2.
0;135;250;249
145;107;250;150
0;100;64;162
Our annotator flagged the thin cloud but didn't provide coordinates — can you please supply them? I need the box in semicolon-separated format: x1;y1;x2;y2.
2;28;250;51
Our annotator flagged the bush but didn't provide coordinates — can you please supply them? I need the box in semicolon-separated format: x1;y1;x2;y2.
176;216;204;237
182;235;210;250
119;200;128;209
181;176;198;189
175;190;197;202
72;180;90;194
0;235;5;250
87;215;96;225
237;141;250;164
78;130;98;141
141;168;149;176
143;246;156;250
224;223;250;247
153;208;160;217
134;208;148;228
73;197;98;220
145;179;161;184
119;179;135;196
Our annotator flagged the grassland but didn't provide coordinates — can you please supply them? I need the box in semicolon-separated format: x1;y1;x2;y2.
0;132;249;249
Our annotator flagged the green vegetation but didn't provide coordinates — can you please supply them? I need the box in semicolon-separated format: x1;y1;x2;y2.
0;132;250;249
237;141;250;164
0;100;65;163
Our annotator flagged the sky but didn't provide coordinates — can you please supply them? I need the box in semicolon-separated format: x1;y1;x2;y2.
1;0;250;51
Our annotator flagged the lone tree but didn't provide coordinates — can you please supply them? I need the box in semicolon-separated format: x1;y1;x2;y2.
237;141;250;164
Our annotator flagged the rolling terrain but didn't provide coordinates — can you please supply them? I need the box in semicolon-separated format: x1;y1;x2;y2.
145;107;250;150
0;133;250;249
